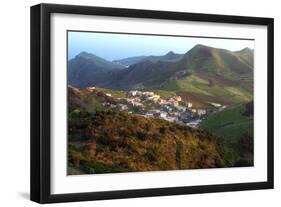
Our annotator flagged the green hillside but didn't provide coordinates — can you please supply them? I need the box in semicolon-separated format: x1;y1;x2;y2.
154;45;254;108
178;45;253;79
200;102;253;166
162;74;252;108
68;45;253;108
236;47;254;68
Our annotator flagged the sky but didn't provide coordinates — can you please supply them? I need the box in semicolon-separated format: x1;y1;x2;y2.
68;31;254;61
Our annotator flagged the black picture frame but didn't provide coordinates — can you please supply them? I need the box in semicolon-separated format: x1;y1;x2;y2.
30;3;274;204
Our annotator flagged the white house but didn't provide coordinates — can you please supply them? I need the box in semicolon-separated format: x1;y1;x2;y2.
209;102;221;107
118;104;128;111
142;91;154;97
197;109;207;116
87;86;96;91
176;105;186;112
168;98;175;103
160;111;168;118
145;111;154;118
191;109;197;113
173;96;182;102
128;90;141;97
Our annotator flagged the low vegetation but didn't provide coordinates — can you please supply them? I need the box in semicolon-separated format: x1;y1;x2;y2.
68;109;225;174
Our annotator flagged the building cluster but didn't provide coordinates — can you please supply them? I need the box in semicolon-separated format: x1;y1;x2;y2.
128;90;160;104
87;87;228;128
128;90;193;109
100;90;211;128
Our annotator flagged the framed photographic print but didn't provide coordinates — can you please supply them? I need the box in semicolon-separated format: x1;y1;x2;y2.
30;3;274;203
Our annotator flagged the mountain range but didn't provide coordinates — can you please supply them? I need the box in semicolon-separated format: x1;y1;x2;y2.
112;51;184;66
68;52;125;87
68;44;254;107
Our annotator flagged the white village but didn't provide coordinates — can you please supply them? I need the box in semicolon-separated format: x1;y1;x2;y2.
87;87;226;128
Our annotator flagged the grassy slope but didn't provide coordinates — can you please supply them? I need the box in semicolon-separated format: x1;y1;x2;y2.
162;74;252;108
200;104;253;166
158;46;253;107
200;105;252;140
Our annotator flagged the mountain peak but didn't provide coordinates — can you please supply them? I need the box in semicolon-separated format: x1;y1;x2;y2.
184;44;213;55
183;44;213;56
166;51;175;56
192;44;212;50
238;47;253;53
76;51;97;59
164;51;182;60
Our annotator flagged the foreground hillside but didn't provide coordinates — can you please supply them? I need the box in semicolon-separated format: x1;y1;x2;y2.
68;85;254;171
68;109;225;174
200;101;254;166
67;86;226;174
